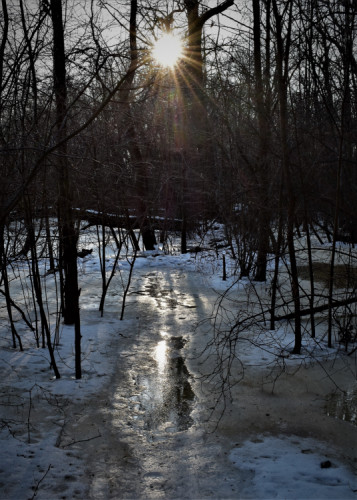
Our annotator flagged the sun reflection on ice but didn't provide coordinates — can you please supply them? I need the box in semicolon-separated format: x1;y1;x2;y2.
154;340;168;375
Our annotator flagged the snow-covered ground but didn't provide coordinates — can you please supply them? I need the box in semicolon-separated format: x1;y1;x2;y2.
0;230;356;499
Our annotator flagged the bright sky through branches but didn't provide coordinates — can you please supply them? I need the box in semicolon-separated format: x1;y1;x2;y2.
152;33;183;68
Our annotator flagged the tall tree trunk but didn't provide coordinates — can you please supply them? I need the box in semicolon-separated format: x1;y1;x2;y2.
328;0;354;348
252;0;271;282
270;179;284;330
50;0;81;378
273;0;302;353
180;0;234;253
183;0;234;114
121;0;157;250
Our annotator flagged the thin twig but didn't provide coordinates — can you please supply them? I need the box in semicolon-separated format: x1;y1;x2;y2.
31;464;52;499
61;432;101;448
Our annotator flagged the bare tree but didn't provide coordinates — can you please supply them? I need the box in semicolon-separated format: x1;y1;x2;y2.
50;0;82;378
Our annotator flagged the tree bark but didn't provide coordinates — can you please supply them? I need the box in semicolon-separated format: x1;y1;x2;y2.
120;0;157;250
274;295;357;322
179;0;234;253
252;0;271;282
183;0;234;138
50;0;81;378
272;0;302;353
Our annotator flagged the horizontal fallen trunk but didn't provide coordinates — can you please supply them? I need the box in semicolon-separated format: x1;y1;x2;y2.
78;209;183;233
273;295;357;321
10;207;184;233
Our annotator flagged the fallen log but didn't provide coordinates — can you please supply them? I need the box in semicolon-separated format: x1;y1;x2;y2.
76;209;183;232
274;295;357;322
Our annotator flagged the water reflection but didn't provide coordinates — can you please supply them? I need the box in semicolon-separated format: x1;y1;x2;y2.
326;384;357;425
137;336;195;432
145;276;178;309
154;340;167;374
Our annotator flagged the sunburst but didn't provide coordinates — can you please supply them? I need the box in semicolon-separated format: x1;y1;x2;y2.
152;33;183;68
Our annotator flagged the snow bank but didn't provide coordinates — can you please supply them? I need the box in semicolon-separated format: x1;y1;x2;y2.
230;435;357;499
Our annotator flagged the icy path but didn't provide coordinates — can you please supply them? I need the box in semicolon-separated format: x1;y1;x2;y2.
60;265;247;499
58;262;356;499
2;255;356;498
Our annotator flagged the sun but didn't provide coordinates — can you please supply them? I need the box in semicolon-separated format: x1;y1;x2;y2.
152;33;183;68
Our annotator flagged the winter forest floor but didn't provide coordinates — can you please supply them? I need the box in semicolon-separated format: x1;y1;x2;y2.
0;231;357;499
